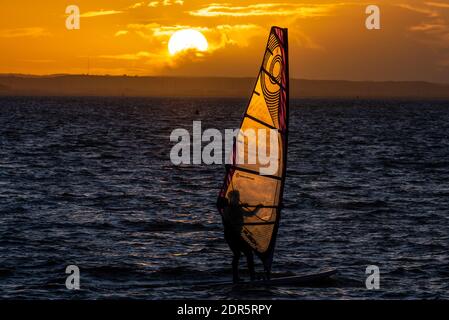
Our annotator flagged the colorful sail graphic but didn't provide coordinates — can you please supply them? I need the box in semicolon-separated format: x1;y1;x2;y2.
218;27;289;272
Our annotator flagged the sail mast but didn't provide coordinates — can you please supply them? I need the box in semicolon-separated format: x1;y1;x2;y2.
266;27;289;272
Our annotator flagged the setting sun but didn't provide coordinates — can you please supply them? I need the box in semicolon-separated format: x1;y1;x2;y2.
168;29;208;56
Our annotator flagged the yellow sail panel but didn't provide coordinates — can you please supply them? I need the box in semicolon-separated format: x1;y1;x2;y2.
246;77;276;128
224;172;281;208
235;117;284;178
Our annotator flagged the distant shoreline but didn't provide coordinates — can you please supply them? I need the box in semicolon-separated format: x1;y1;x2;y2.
1;74;449;99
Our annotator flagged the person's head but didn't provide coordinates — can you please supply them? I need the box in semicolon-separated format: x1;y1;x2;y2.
228;190;240;206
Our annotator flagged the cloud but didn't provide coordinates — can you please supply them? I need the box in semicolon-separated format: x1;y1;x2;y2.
0;27;50;38
114;30;129;37
147;0;184;7
425;2;449;9
123;22;263;51
410;22;447;32
189;3;335;17
397;1;449;71
104;22;265;74
80;10;123;18
403;2;449;38
163;0;184;5
214;24;264;47
129;2;145;9
396;3;439;18
99;51;153;60
216;24;261;31
126;23;208;38
97;49;177;74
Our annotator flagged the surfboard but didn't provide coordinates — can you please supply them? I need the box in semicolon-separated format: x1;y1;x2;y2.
242;268;337;286
192;269;337;288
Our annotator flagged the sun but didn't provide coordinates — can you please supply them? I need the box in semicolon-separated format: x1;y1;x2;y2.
168;29;208;56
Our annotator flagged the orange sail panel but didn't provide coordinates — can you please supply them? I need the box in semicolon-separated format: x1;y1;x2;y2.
217;27;289;272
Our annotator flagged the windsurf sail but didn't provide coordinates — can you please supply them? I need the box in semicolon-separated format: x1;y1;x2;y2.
217;27;289;273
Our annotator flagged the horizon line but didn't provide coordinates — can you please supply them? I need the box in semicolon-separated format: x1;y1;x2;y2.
1;73;448;85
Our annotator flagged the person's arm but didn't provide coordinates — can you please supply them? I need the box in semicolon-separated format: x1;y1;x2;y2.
241;204;263;217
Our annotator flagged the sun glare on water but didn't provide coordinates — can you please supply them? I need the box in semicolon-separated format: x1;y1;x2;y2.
168;29;208;56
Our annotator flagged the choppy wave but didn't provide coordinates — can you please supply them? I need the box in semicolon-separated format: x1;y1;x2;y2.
1;97;448;299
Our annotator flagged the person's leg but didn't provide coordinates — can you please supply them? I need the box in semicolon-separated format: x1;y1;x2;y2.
225;231;241;283
246;249;255;281
232;249;241;283
240;242;255;281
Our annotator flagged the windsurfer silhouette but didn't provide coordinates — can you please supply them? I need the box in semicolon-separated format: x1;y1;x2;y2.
217;190;263;283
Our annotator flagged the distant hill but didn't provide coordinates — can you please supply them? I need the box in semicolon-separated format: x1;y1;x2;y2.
0;82;9;93
0;74;448;99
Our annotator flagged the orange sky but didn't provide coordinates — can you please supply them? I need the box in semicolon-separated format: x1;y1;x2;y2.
1;1;448;82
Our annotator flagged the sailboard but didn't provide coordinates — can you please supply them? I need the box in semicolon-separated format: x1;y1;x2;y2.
191;269;337;288
217;26;289;274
